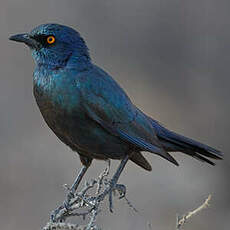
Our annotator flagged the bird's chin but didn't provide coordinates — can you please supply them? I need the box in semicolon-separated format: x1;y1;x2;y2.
31;50;44;65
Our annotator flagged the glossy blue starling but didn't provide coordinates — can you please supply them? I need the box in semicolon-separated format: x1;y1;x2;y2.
9;24;223;213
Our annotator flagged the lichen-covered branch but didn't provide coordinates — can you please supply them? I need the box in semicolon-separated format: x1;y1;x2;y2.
42;160;136;230
43;222;93;230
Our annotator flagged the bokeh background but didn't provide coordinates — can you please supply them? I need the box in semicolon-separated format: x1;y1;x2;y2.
1;0;229;229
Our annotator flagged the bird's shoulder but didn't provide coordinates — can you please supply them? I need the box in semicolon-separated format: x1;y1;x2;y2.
76;65;131;101
75;65;136;122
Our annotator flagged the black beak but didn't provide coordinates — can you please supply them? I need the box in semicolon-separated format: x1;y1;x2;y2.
9;33;40;49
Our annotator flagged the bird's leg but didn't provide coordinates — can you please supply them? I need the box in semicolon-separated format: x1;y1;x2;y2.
64;165;89;209
51;165;89;222
62;155;92;210
96;154;129;212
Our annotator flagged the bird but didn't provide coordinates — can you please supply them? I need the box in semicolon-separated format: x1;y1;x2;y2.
9;23;223;210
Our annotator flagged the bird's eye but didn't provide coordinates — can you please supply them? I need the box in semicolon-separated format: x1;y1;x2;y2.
47;35;56;44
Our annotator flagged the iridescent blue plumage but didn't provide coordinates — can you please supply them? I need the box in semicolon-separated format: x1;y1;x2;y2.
9;23;223;172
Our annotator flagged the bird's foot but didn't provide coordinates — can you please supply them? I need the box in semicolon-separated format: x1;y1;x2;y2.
63;188;75;210
59;183;76;211
50;186;76;222
108;183;126;212
95;180;126;213
50;204;64;223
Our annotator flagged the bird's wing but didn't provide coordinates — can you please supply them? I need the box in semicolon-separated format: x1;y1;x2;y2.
77;66;178;165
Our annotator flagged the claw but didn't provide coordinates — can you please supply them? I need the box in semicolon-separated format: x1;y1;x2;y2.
50;190;74;222
113;183;126;199
50;212;56;222
67;190;75;200
63;200;71;211
50;204;63;222
109;191;114;213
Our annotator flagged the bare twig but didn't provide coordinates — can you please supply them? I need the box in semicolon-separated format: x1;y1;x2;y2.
96;160;110;195
176;195;211;229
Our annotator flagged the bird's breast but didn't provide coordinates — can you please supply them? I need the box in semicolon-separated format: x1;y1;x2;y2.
33;68;82;111
33;72;87;149
32;68;130;159
33;68;84;134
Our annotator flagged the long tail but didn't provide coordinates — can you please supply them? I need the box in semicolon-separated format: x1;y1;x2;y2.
149;118;223;165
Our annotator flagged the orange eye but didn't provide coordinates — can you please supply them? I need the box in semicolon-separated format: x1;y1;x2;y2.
47;36;55;44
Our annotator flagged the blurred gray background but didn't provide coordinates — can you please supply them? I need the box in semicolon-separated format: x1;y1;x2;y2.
1;0;229;229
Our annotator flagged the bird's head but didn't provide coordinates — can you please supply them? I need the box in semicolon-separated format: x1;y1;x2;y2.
9;23;91;69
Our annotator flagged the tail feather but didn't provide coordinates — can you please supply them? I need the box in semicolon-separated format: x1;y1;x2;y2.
149;118;223;165
182;149;216;165
160;130;222;159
